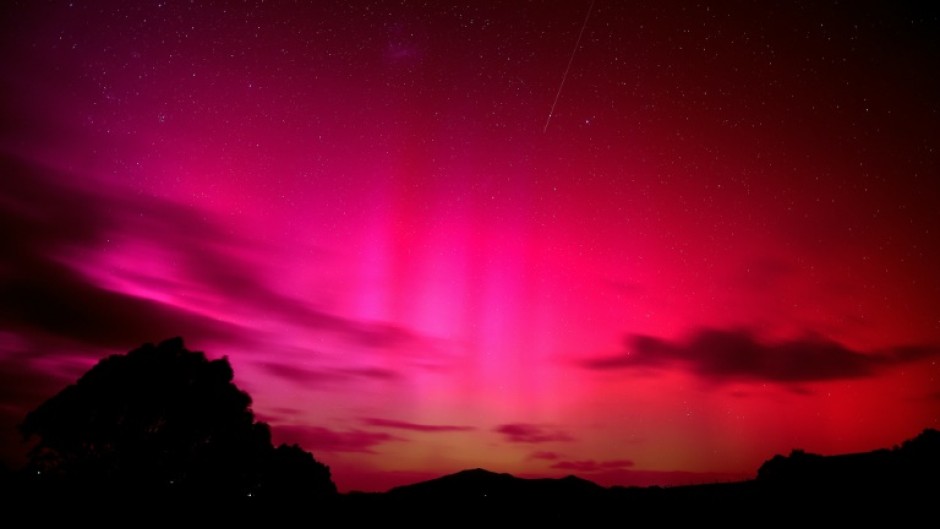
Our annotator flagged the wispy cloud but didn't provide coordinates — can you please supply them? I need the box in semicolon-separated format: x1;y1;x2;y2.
0;156;432;355
550;459;634;472
495;423;574;444
273;425;402;454
362;417;474;432
260;362;400;386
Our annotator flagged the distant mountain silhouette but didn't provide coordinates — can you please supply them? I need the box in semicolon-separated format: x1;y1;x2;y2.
387;467;604;501
343;468;612;522
344;429;939;522
4;337;938;521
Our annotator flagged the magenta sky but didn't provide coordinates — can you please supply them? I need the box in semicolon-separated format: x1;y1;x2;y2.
1;1;938;492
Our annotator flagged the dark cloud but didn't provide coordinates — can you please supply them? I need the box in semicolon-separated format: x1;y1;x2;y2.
494;423;574;444
260;362;400;387
0;159;101;253
0;258;242;349
550;459;635;473
255;406;304;420
342;366;400;380
344;322;421;350
0;157;253;348
259;362;346;385
0;362;68;414
582;328;940;383
0;154;437;366
362;417;474;432
0;155;435;466
272;425;401;454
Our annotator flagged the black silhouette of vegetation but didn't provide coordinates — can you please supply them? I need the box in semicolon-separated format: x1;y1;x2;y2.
17;337;336;505
753;428;940;512
5;337;938;521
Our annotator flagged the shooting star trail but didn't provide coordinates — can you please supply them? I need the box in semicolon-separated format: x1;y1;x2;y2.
543;0;595;133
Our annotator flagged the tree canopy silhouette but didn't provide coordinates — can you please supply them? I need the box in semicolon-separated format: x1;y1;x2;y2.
19;337;336;501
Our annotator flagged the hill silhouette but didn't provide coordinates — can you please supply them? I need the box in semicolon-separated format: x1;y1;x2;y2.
387;467;604;501
341;428;939;522
4;337;937;521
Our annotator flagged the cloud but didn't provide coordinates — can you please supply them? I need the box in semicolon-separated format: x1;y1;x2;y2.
0;259;244;349
343;366;400;380
0;154;444;440
495;423;574;444
550;459;635;473
273;425;401;454
362;417;475;432
260;362;400;386
0;157;441;466
582;328;940;384
0;155;432;356
0;356;73;411
0;157;260;348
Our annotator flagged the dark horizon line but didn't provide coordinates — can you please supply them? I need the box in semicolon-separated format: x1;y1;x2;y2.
341;426;939;494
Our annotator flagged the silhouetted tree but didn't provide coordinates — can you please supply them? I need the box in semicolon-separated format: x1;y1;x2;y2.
899;428;940;456
19;337;336;502
261;443;337;500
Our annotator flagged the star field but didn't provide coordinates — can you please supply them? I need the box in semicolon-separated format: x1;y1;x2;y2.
1;1;938;492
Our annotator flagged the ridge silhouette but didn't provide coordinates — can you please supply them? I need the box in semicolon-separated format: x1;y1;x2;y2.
5;337;938;521
386;467;604;500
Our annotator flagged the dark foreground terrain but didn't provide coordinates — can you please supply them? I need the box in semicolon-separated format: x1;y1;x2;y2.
346;428;939;522
4;340;936;522
5;428;937;522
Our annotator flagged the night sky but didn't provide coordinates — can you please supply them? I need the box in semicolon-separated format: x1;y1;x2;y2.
1;1;938;492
